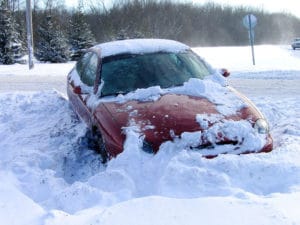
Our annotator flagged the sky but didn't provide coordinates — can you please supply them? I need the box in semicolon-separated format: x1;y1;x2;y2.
65;0;300;18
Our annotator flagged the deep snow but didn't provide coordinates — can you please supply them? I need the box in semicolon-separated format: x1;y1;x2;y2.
0;45;300;225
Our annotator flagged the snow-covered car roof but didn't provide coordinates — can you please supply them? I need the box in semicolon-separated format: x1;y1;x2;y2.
93;39;190;58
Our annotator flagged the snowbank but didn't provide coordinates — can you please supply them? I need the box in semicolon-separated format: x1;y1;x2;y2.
1;45;300;224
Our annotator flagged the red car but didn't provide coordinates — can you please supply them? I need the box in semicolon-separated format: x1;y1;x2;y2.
67;39;272;161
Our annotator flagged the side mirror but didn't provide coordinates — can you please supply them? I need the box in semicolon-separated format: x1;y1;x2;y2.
73;86;82;94
220;68;230;77
73;85;90;95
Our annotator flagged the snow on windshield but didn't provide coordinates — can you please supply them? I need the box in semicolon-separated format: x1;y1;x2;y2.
87;73;244;117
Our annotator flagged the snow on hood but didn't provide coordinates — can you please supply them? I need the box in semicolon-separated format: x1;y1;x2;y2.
94;39;190;58
88;73;244;117
119;114;267;158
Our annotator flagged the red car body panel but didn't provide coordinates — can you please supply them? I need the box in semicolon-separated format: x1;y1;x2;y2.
67;80;93;127
101;94;218;153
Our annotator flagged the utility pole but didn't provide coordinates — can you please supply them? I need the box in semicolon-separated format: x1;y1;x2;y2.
26;0;34;69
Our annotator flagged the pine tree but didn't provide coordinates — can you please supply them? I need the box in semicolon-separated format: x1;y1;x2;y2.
35;15;70;63
14;10;27;53
0;0;23;64
68;5;95;61
115;29;129;40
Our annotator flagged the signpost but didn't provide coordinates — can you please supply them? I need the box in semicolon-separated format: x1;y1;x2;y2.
243;14;257;65
26;0;34;69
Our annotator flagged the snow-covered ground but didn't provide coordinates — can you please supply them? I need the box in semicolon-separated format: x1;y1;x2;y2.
0;45;300;225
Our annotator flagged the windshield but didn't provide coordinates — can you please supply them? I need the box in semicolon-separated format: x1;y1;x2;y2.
100;51;212;96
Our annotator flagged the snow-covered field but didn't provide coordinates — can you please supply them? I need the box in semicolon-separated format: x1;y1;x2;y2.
0;45;300;225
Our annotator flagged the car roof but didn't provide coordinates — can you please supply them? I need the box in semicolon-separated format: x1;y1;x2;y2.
92;39;190;58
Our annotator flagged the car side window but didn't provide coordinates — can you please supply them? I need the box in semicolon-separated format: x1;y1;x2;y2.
76;52;91;76
76;52;98;87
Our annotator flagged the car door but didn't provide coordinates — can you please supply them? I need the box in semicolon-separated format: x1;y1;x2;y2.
69;51;99;127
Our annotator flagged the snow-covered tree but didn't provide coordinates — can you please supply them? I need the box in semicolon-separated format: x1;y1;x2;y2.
35;15;70;63
0;0;23;64
68;4;95;61
115;29;129;40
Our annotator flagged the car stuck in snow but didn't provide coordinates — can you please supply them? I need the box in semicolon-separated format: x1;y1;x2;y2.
67;39;273;161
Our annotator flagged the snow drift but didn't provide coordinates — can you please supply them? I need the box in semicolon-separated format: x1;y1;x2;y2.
0;45;300;224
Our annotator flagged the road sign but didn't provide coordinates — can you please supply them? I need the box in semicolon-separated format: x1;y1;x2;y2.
248;29;255;40
243;14;257;30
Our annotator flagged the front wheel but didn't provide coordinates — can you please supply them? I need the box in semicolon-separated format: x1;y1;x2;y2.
83;127;108;163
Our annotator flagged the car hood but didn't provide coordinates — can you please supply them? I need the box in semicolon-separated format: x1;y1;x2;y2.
100;90;263;151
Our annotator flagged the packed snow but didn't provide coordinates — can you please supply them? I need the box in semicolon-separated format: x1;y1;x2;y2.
0;45;300;225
